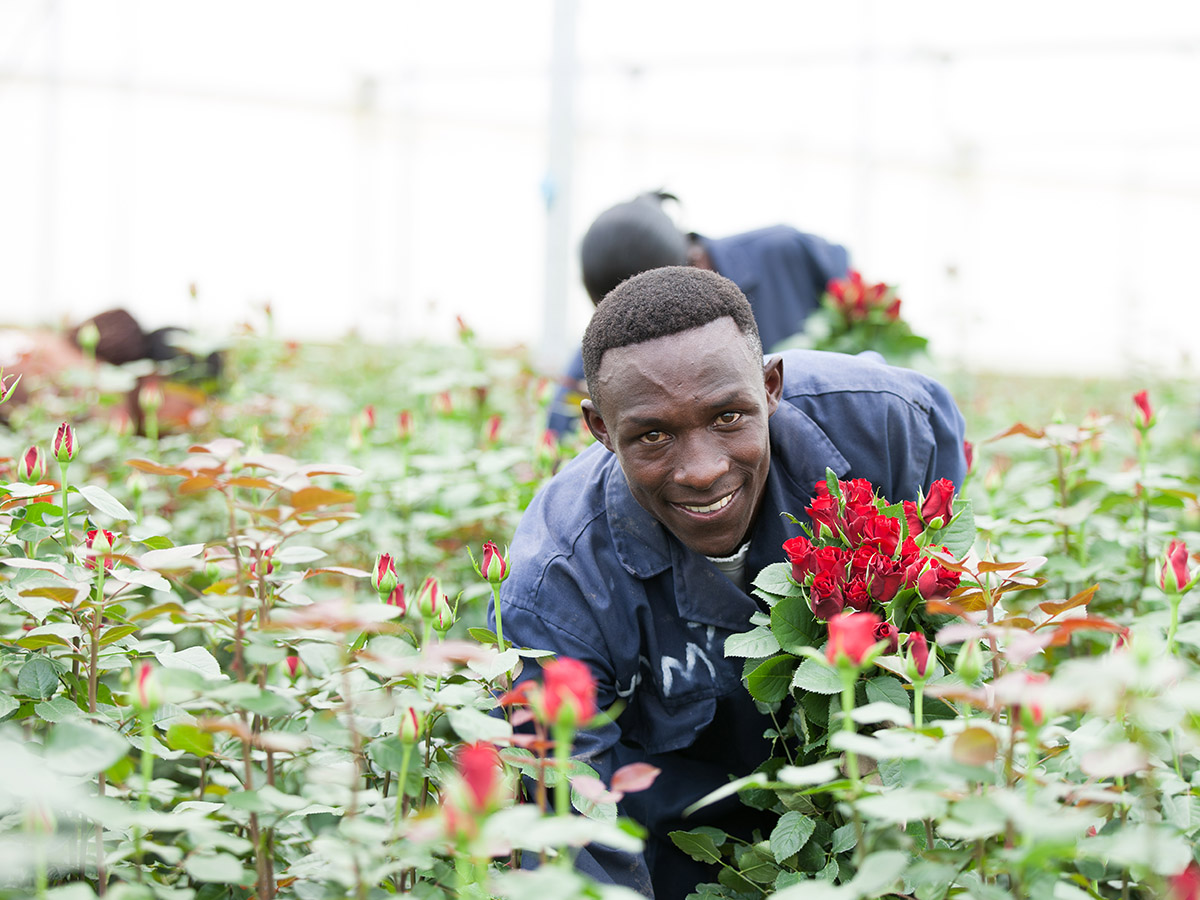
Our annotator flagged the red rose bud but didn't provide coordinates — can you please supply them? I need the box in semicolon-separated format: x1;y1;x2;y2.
284;655;302;681
963;440;975;475
783;535;815;582
1169;863;1200;900
861;514;900;556
542;657;598;727
917;561;960;600
845;578;871;613
86;529;116;571
372;553;399;595
363;404;376;430
132;662;162;712
920;479;955;529
457;742;502;813
873;620;900;653
1132;390;1154;429
0;372;20;404
480;540;509;584
385;584;407;614
417;576;442;618
903;500;923;539
399;707;424;744
906;631;930;678
485;414;502;444
397;410;414;440
866;554;904;605
249;546;275;578
138;380;164;413
1161;540;1193;593
884;296;902;320
433;391;453;415
53;422;77;463
807;494;842;535
18;445;47;483
826;611;882;666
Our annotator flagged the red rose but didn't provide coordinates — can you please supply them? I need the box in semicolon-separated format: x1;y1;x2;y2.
916;561;960;600
903;500;923;539
825;611;882;666
861;514;900;557
372;552;398;595
920;479;956;528
1169;862;1200;900
457;742;503;812
812;546;849;581
845;578;871;613
480;540;509;584
807;494;842;534
783;535;815;582
873;621;899;653
85;529;116;572
963;440;975;475
810;572;846;620
542;657;598;726
849;545;875;580
867;554;904;605
841;478;875;508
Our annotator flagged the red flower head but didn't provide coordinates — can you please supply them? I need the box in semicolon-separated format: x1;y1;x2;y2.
480;540;509;584
456;742;502;812
845;578;871;613
916;560;960;600
963;440;975;475
783;535;815;582
399;707;424;744
867;554;904;605
53;422;77;464
362;404;376;430
543;657;598;727
811;573;846;619
1132;390;1154;429
903;500;923;539
249;546;275;578
1169;862;1200;900
485;414;502;444
906;631;930;678
433;391;453;415
18;446;47;484
417;576;442;617
372;553;398;595
807;494;842;536
873;620;900;653
284;655;301;681
396;410;414;440
840;478;875;508
132;662;161;712
85;529;116;571
920;479;955;528
860;514;901;557
1162;540;1193;593
825;611;882;666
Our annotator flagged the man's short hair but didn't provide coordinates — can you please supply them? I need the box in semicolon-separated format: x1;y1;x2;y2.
582;266;763;407
580;193;689;306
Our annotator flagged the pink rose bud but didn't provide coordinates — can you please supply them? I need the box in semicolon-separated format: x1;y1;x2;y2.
53;422;77;464
372;553;399;596
433;391;453;415
480;541;509;584
963;440;975;475
542;657;598;727
284;655;302;681
1161;540;1193;593
457;742;502;813
399;707;424;744
132;662;162;712
363;404;376;430
1169;862;1200;900
17;446;47;483
1132;390;1154;429
0;372;20;404
397;410;414;441
385;584;407;614
417;576;443;619
485;414;502;444
139;380;164;413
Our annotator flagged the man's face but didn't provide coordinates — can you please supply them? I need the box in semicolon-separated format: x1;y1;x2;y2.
581;317;783;558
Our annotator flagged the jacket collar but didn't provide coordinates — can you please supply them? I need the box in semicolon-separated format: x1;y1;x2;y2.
605;400;850;629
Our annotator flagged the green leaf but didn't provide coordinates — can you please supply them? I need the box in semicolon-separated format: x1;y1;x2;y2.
669;829;724;864
35;696;81;723
847;849;909;896
770;810;817;862
791;657;842;695
155;646;225;681
725;626;781;658
752;561;801;598
166;724;215;758
923;498;975;559
367;735;414;772
830;822;858;854
78;484;134;520
467;627;498;645
44;721;130;775
0;693;19;721
18;655;60;699
446;707;512;743
771;592;820;653
183;852;249;884
865;675;909;711
747;654;795;704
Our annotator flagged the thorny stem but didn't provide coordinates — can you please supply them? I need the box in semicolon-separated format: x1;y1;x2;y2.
89;565;108;895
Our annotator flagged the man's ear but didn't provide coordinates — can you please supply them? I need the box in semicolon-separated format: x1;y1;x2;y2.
763;355;784;416
580;399;615;452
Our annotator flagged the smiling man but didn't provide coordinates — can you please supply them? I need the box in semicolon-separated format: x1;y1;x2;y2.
494;266;966;899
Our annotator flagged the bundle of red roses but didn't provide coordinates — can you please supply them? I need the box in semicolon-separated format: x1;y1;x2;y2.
782;473;964;655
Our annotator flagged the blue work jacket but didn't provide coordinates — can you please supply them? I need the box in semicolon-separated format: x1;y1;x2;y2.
498;349;966;898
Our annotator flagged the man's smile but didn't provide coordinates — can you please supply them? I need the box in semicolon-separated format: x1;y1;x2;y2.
674;489;736;515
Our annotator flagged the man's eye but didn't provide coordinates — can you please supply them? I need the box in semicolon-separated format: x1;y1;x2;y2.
715;412;743;426
640;431;668;444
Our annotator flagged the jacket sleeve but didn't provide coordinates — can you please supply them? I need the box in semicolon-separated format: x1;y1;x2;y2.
491;567;656;897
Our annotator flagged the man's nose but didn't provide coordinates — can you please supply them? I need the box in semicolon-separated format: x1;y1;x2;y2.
673;435;730;490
